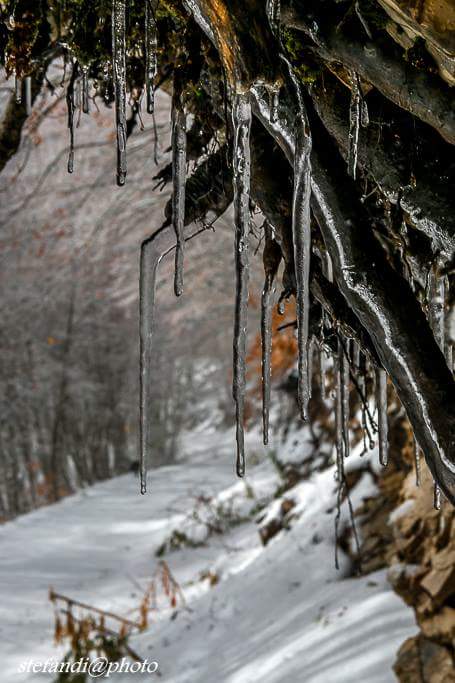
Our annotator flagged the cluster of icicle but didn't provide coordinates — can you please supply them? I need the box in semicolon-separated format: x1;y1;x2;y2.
63;0;158;183
345;70;453;507
53;1;452;507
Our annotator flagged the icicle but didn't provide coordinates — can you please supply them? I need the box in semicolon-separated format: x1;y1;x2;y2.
335;344;344;480
66;64;77;174
103;61;111;105
360;98;369;128
232;91;252;477
376;368;388;467
434;483;441;510
139;240;161;494
446;343;453;374
325;251;333;283
444;275;452;371
413;437;421;487
347;72;360;179
75;78;81;110
340;338;350;458
428;260;445;351
25;76;32;114
319;345;327;400
355;0;372;39
292;113;312;420
266;82;281;124
261;279;273;445
81;66;89;114
352;340;360;370
308;337;316;399
145;0;158;115
320;251;333;402
271;88;279;123
15;74;22;104
112;0;127;186
261;222;279;445
171;71;187;297
357;352;367;450
267;0;281;34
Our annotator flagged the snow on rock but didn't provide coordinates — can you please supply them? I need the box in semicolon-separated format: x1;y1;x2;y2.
0;428;416;682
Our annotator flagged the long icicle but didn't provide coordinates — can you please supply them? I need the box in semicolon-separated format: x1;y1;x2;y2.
358;352;368;452
376;367;388;467
444;274;452;372
292;114;312;420
320;251;333;401
145;0;158;115
261;222;280;445
66;62;78;174
112;0;127;186
413;437;421;487
335;340;344;480
347;71;360;179
232;91;252;477
81;66;89;114
428;259;445;505
171;70;187;297
25;76;32;115
282;56;313;420
319;343;327;400
340;337;350;458
139;240;161;494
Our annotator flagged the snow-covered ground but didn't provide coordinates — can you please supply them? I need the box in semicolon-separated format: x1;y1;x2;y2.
0;427;416;682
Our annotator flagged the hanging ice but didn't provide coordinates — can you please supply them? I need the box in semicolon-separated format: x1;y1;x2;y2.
355;0;372;39
112;0;127;186
427;260;447;500
447;343;453;374
352;340;360;370
308;337;315;399
82;66;89;113
335;343;345;480
266;82;281;124
266;0;281;34
232;91;252;477
413;437;421;487
103;61;111;105
145;0;158;115
444;274;451;369
66;64;77;174
428;260;445;351
360;98;369;128
376;367;388;467
139;240;161;494
340;338;350;458
171;73;187;297
292;112;312;420
319;344;327;400
320;251;333;402
15;74;21;104
434;484;441;510
347;72;360;179
25;76;32;114
261;223;278;446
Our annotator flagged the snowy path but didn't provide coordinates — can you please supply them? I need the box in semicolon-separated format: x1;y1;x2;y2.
0;428;416;682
